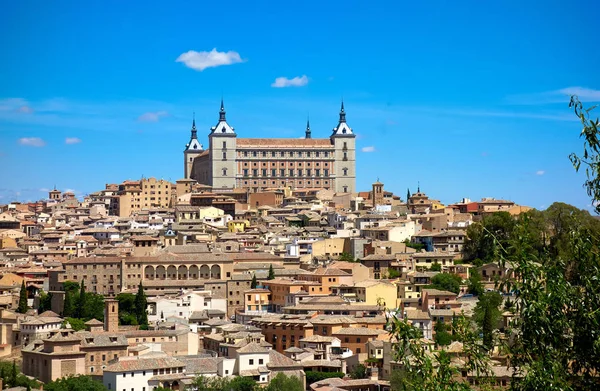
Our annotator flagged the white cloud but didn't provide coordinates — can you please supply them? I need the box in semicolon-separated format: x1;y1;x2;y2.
271;75;309;88
536;170;545;176
507;86;600;105
176;49;244;71
138;111;168;122
39;188;50;192
18;137;46;147
361;146;376;153
557;86;600;101
65;137;81;144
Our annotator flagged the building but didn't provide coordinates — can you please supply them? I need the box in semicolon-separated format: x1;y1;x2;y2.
114;178;174;217
184;100;356;193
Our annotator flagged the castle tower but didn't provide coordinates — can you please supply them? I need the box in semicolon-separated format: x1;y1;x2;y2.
183;114;204;179
104;298;119;332
209;99;237;189
331;101;356;193
372;179;384;207
305;118;311;139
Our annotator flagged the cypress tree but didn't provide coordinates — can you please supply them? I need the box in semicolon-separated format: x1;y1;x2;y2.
63;290;74;318
406;188;411;203
135;282;148;328
251;274;258;289
267;264;275;280
76;279;87;319
10;359;17;387
17;280;28;314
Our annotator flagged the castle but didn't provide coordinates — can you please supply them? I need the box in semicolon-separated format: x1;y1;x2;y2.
183;100;356;193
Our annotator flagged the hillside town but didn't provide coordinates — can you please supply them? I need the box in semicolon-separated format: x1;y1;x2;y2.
0;170;533;390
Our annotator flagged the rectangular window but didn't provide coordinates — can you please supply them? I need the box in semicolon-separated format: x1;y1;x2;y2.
262;169;267;177
280;169;285;176
298;169;303;176
289;169;294;177
307;169;311;177
253;169;258;176
316;169;320;176
324;169;329;176
243;169;249;177
222;151;227;160
222;141;226;149
272;169;277;177
249;359;254;365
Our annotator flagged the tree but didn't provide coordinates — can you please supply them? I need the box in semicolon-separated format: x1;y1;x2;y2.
251;273;258;289
65;317;86;331
434;320;453;347
44;375;109;391
38;290;53;313
62;290;74;318
387;268;400;279
406;188;411;204
84;293;105;321
473;291;502;351
569;95;600;214
430;262;442;272
466;272;484;296
17;280;28;313
428;273;462;294
75;279;86;319
463;211;516;264
265;373;304;391
304;371;345;384
134;282;148;328
338;252;355;262
0;360;40;389
350;364;368;379
10;359;18;387
267;264;275;280
228;376;258;391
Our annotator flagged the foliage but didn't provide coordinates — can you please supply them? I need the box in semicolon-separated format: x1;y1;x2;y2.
228;376;259;391
387;314;490;391
267;264;276;279
466;272;484;296
265;373;304;391
387;268;401;279
434;320;453;347
135;282;148;328
44;375;109;391
404;239;425;251
304;371;345;384
251;273;258;289
0;360;41;389
430;262;442;272
350;363;368;379
84;292;105;321
463;211;515;264
497;218;600;391
65;317;86;331
75;279;87;319
473;291;502;351
428;273;462;294
338;252;356;262
62;280;79;318
38;290;53;313
18;280;28;313
569;95;600;214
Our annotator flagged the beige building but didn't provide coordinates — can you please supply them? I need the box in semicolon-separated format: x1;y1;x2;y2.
184;100;356;193
114;178;174;217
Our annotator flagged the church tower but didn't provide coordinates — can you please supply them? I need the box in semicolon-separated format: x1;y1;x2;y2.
331;101;356;193
183;114;203;179
209;99;237;189
372;179;384;207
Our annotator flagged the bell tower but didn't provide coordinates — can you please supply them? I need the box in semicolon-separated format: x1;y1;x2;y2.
209;99;237;189
184;113;204;179
331;101;356;193
104;298;119;332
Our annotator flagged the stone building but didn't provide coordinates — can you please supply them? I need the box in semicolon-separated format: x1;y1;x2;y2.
184;100;356;193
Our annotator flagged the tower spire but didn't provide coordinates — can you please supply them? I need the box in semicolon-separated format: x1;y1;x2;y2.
190;112;197;139
305;116;311;139
339;99;346;123
219;98;226;122
417;181;420;193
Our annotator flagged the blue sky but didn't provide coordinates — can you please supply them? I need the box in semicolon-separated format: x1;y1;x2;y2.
1;1;599;212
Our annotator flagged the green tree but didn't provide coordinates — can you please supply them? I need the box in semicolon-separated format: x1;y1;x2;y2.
569;95;600;214
428;273;462;294
134;282;148;328
38;290;53;313
387;268;400;279
44;375;109;391
75;279;86;319
228;376;258;391
338;252;355;262
251;274;258;289
62;290;74;318
10;359;18;387
65;317;86;331
434;320;453;347
267;264;275;280
466;272;484;296
473;291;502;351
463;211;516;264
17;280;28;313
84;293;105;321
430;262;442;272
350;364;368;379
265;373;304;391
304;371;344;384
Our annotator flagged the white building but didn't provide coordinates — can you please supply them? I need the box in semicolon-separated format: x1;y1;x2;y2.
103;356;186;391
147;290;226;325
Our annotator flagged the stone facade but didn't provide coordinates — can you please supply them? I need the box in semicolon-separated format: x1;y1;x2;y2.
184;101;356;193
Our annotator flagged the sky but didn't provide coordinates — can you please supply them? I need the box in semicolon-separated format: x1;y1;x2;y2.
1;1;600;212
